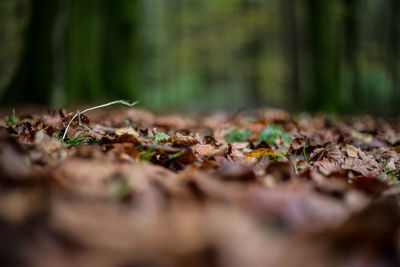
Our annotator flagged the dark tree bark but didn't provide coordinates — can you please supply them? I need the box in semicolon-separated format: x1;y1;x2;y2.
343;0;360;110
0;0;30;100
242;0;263;108
101;0;138;101
389;0;400;115
306;0;340;112
4;0;58;104
65;0;105;102
280;0;300;111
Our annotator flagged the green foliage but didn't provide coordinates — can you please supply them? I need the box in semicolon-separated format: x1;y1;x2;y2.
2;0;399;114
258;124;291;146
303;143;308;163
225;129;252;143
5;115;17;127
378;167;399;185
293;145;307;175
52;131;60;139
154;131;170;143
5;109;18;127
167;150;185;161
63;134;98;146
140;147;154;161
389;176;400;185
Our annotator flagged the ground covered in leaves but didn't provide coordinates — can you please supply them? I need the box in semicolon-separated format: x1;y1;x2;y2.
1;106;400;267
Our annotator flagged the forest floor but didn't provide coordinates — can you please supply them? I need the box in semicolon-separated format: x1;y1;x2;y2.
0;106;400;267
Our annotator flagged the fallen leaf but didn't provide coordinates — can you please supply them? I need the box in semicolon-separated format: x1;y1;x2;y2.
346;145;358;158
351;130;373;144
115;127;138;136
101;134;139;144
193;144;214;156
172;132;200;146
341;157;378;176
314;158;340;176
244;148;276;160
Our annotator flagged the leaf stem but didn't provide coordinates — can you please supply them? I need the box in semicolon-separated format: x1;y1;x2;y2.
62;100;138;140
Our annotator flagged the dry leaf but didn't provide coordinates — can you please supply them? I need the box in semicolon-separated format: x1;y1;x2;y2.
193;144;214;156
173;132;200;145
341;157;378;176
115;127;138;136
314;158;339;176
346;145;359;158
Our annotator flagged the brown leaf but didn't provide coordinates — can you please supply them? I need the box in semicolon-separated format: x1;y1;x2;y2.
192;144;214;156
341;157;378;176
314;158;340;176
326;144;343;163
345;145;358;158
0;187;45;224
349;176;388;194
173;132;200;146
62;112;90;138
34;129;62;154
227;144;244;162
246;187;348;231
115;127;138;136
175;149;197;164
101;134;139;144
310;170;348;192
217;163;256;181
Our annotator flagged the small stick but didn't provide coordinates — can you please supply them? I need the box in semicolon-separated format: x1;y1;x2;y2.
62;100;138;140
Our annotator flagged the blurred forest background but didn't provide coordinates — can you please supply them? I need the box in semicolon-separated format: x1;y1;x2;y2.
0;0;399;115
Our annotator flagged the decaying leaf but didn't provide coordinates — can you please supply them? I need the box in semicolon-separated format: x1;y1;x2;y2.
1;107;400;267
172;132;200;145
244;148;276;160
115;127;138;136
345;145;358;158
341;157;378;176
314;158;340;176
193;144;214;156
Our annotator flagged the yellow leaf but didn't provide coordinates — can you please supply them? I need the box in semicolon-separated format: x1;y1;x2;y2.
351;130;373;144
244;148;276;160
115;127;138;137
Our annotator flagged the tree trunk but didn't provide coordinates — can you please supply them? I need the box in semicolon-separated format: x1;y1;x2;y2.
4;0;57;104
280;0;300;111
306;0;340;113
242;0;262;107
389;0;400;115
343;0;360;111
101;0;138;101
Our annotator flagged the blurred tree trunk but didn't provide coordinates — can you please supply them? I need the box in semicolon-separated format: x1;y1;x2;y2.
280;0;300;111
0;0;30;100
165;0;182;107
343;0;360;110
306;0;340;112
101;0;138;101
4;0;57;104
389;0;400;114
242;0;262;107
65;0;104;103
50;0;68;107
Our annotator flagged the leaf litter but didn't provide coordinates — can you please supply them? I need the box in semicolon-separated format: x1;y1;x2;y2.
0;105;400;267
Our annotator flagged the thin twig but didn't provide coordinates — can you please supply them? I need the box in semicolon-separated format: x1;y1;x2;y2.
62;100;138;140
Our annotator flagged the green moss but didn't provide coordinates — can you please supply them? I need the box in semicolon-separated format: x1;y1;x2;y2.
225;129;252;143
